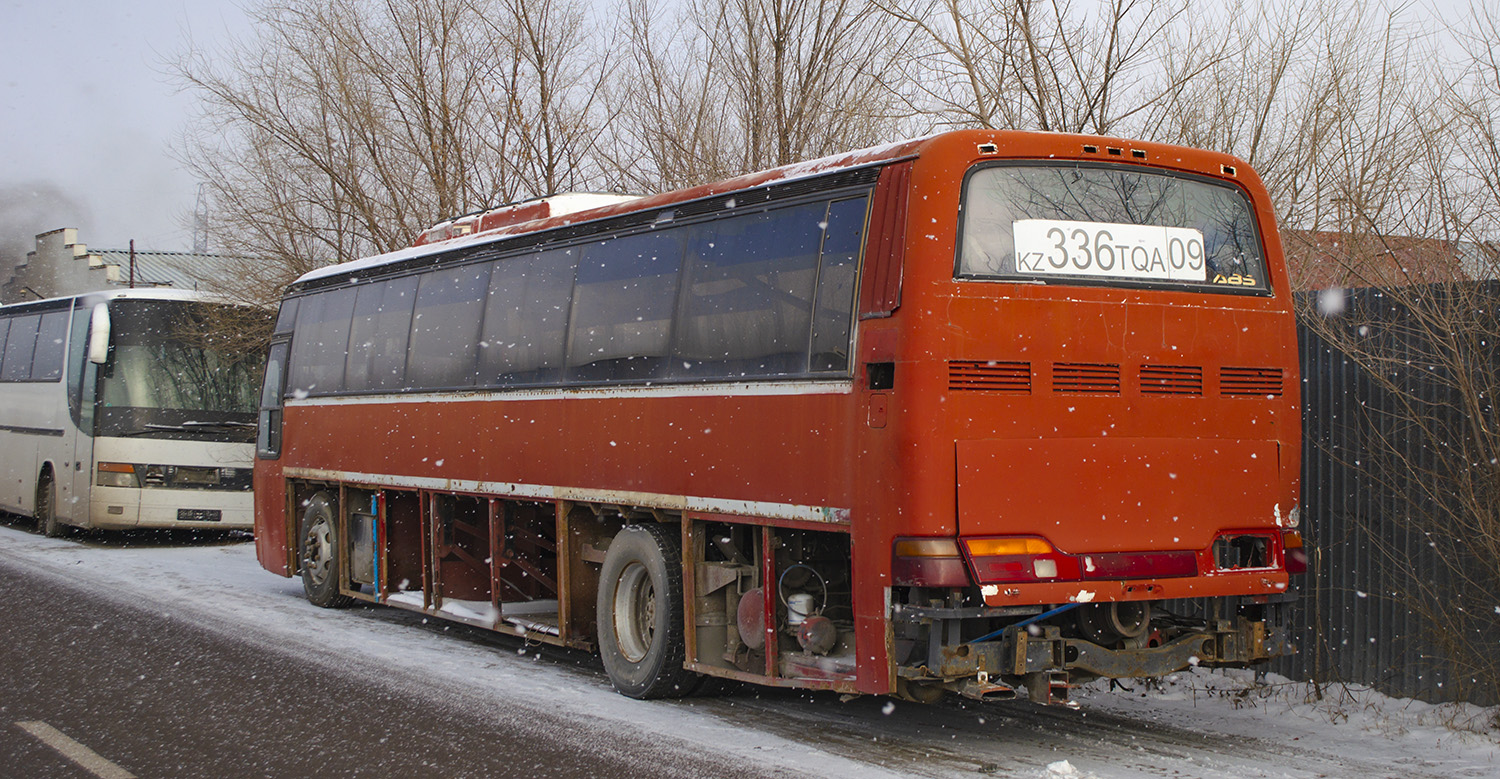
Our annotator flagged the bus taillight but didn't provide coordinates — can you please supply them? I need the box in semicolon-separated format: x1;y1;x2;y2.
1282;530;1308;574
962;537;1201;584
892;538;970;587
962;536;1081;583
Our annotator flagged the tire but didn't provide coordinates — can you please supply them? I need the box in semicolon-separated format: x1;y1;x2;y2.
36;472;66;538
597;523;701;699
300;492;353;608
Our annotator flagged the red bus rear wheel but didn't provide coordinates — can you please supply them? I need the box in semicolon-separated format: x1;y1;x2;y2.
597;523;700;699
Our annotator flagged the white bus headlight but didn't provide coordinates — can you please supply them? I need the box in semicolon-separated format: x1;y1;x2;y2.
96;462;140;488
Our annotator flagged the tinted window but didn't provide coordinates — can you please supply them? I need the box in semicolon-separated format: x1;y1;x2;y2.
810;197;868;372
406;264;489;389
345;277;417;392
273;298;298;335
31;310;70;381
670;204;824;379
289;287;357;395
958;164;1268;292
343;282;385;392
258;340;289;458
2;314;39;381
480;248;578;386
68;306;91;426
0;318;10;376
568;230;685;382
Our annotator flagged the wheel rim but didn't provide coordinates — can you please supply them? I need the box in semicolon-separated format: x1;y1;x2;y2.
612;561;656;663
303;515;334;586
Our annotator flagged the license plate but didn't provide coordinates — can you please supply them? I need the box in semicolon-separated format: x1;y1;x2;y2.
177;509;222;522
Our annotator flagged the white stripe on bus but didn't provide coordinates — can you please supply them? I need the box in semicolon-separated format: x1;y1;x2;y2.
284;379;854;407
280;467;852;525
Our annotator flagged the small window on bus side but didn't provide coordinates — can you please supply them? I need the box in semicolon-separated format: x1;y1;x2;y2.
406;264;490;389
0;317;10;379
288;287;357;395
670;203;824;379
31;310;70;381
811;196;869;373
258;340;290;458
480;248;578;386
67;305;90;426
2;314;40;381
568;229;686;383
273;298;298;335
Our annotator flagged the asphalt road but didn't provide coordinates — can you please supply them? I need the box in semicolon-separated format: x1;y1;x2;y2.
0;555;761;779
1;524;1493;779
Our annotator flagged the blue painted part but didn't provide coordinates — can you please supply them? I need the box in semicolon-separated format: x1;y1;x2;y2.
371;494;380;598
968;602;1082;645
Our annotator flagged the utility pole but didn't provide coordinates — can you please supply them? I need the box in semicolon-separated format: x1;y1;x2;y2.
129;239;136;288
193;183;209;254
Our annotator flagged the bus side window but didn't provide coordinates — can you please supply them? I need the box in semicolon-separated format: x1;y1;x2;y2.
406;264;490;390
567;229;686;383
287;287;356;396
258;340;289;459
811;196;870;373
31;310;69;381
2;314;40;382
480;248;577;387
345;280;390;392
0;316;10;380
67;306;91;427
671;203;822;379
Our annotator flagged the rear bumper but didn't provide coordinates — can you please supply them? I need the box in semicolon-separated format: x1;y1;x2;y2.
893;600;1294;704
978;568;1290;608
926;616;1290;681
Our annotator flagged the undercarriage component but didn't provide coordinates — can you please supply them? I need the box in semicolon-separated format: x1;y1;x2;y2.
894;605;1292;705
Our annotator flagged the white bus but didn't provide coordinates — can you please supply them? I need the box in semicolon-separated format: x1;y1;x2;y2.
0;289;264;535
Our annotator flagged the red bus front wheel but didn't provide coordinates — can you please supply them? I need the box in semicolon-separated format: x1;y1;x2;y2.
299;492;353;609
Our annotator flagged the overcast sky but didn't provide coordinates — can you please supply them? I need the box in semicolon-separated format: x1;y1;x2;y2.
0;0;1478;259
0;0;251;255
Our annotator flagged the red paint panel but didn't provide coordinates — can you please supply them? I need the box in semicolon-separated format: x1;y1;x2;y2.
957;437;1281;553
281;391;861;512
253;461;288;576
859;162;911;317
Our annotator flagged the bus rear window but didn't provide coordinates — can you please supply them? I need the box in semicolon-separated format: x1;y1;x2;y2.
957;163;1269;293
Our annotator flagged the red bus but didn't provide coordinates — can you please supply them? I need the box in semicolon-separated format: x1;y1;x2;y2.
254;129;1303;704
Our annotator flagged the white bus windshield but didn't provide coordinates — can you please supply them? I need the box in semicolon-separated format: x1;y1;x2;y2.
958;163;1269;293
97;299;265;441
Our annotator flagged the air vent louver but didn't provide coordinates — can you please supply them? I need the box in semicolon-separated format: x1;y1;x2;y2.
1220;367;1285;397
948;360;1031;393
1053;363;1122;395
1140;365;1204;396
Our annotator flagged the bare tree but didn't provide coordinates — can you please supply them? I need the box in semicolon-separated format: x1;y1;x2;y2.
878;0;1227;135
604;0;916;191
174;0;609;305
1289;2;1500;704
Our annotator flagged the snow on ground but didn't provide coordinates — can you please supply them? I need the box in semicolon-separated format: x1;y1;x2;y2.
3;523;1497;778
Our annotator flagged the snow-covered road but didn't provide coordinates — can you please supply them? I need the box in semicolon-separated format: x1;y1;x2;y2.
2;523;1495;778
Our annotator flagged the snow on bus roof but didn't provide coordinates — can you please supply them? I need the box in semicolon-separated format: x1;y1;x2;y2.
292;134;933;289
0;287;241;312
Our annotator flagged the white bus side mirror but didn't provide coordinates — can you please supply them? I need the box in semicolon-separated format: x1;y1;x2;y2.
88;303;111;364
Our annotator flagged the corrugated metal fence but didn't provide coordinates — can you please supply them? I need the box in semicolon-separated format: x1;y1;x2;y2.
1272;284;1500;704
